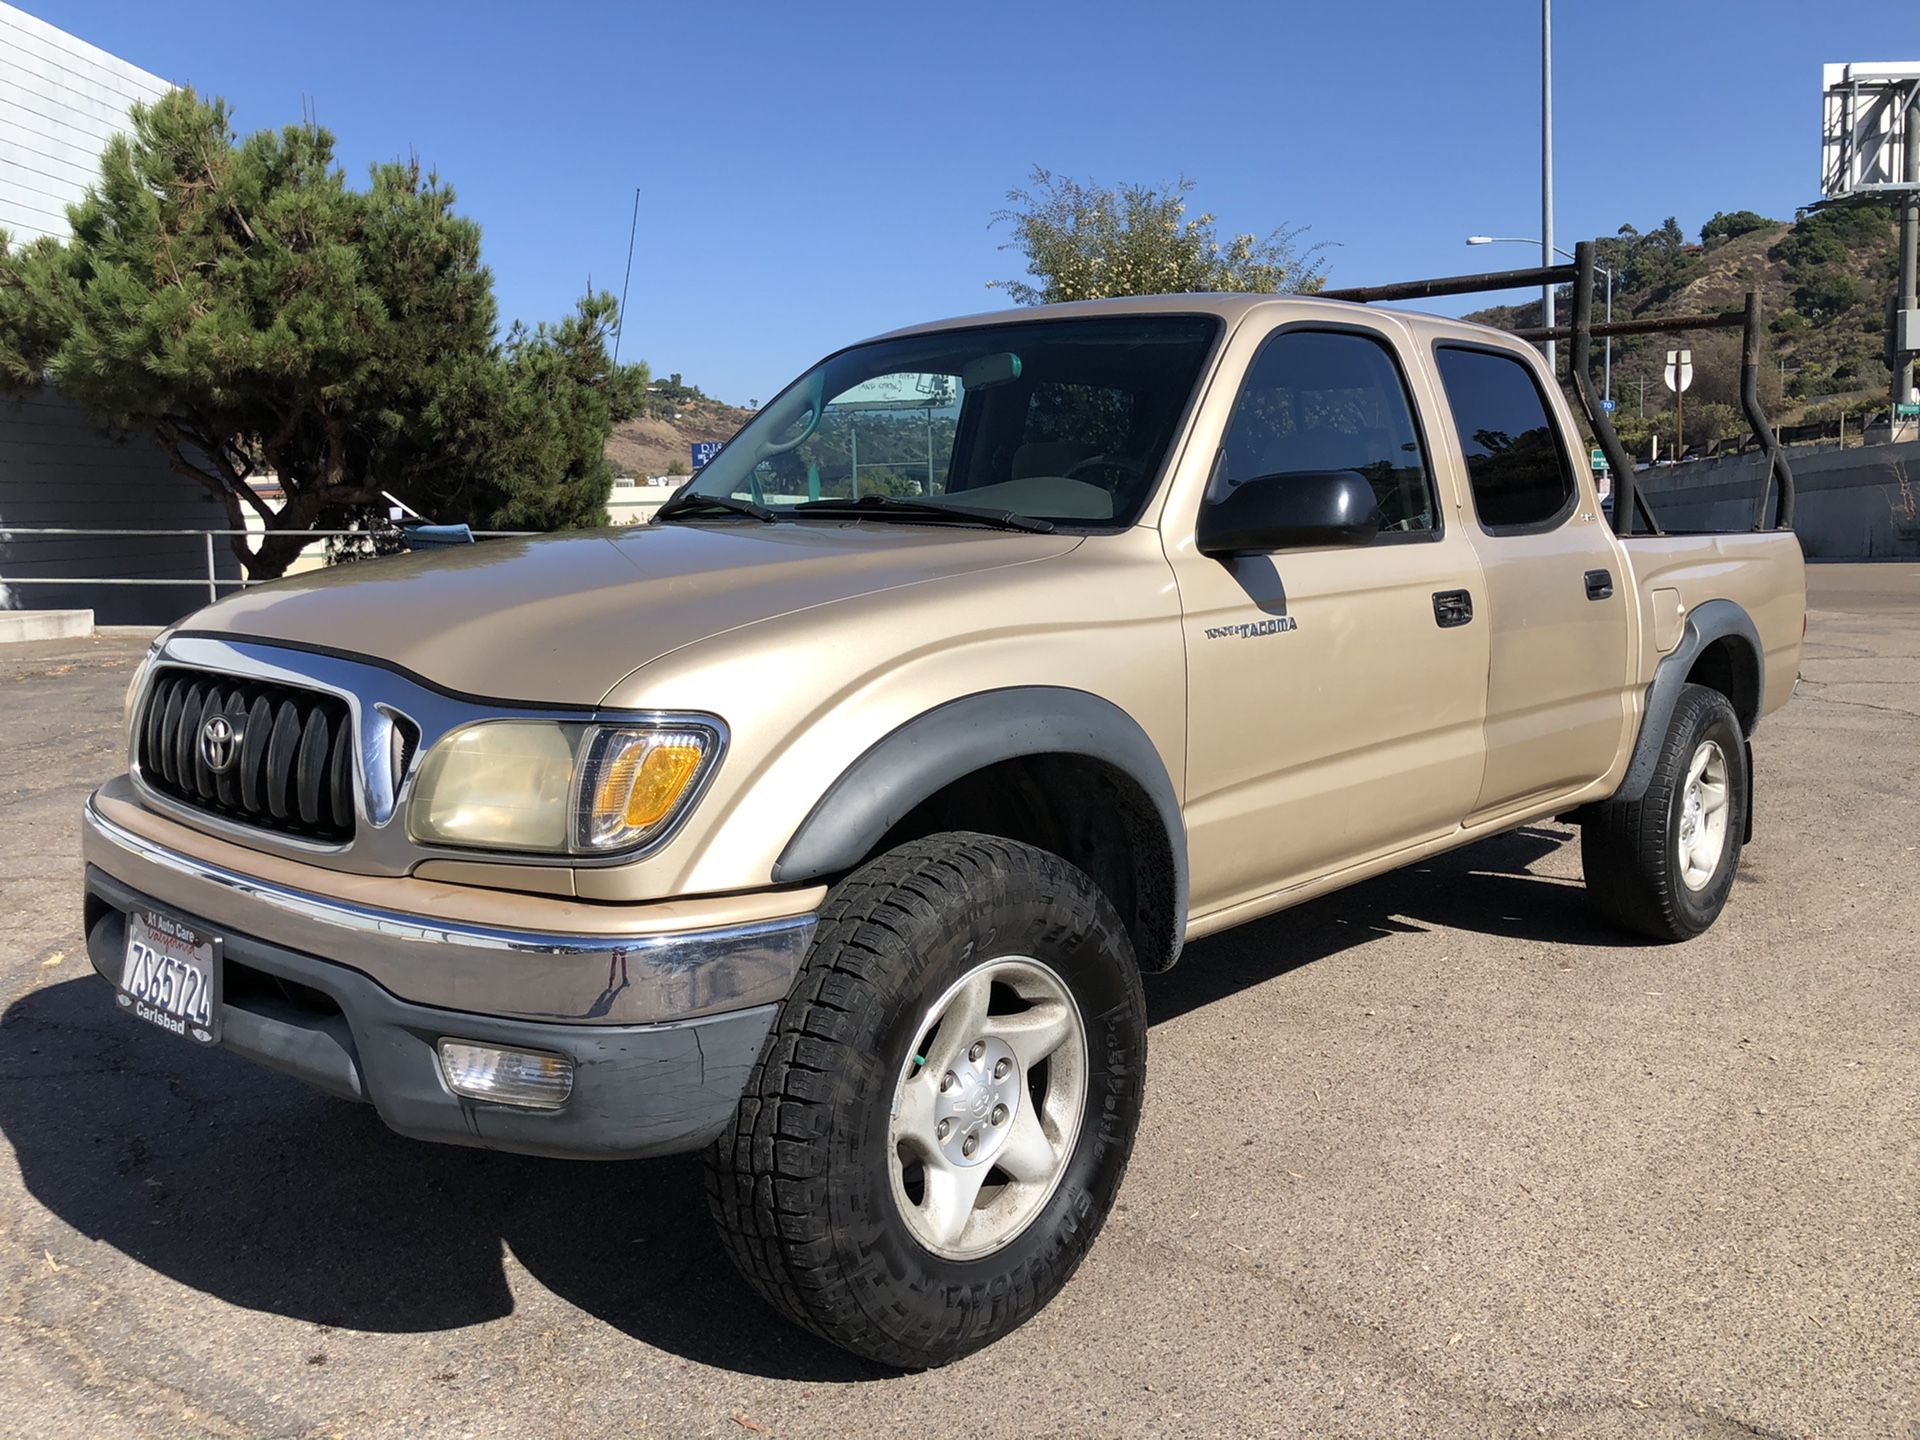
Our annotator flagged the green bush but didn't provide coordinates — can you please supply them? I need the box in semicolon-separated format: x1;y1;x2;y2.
1771;206;1890;271
1700;210;1777;246
1793;270;1866;320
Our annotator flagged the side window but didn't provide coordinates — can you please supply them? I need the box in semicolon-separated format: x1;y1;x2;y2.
1215;329;1437;536
1432;346;1577;532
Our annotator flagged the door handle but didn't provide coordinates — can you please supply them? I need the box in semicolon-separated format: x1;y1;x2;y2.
1432;589;1473;628
1585;568;1615;601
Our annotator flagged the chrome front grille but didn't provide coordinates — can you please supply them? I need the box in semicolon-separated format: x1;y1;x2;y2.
138;667;358;842
127;634;715;878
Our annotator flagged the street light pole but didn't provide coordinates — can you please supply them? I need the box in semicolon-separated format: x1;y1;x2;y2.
1466;236;1611;400
1541;0;1555;375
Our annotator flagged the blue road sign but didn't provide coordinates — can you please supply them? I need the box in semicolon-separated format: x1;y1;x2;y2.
691;442;723;470
1601;398;1617;413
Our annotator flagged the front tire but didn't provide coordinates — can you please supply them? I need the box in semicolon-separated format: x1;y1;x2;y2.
1582;683;1748;941
704;832;1147;1369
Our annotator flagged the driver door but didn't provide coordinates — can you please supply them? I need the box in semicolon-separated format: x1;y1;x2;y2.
1171;321;1490;919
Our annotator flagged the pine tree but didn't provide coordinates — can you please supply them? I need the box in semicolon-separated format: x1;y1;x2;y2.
3;89;647;579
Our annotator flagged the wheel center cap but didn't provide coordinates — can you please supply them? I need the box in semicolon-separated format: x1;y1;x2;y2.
935;1035;1020;1167
1682;787;1703;839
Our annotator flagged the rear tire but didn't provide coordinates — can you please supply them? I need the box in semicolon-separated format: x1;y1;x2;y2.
1582;683;1748;941
704;832;1146;1369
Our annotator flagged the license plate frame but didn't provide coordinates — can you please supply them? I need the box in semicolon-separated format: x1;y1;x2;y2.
118;908;222;1046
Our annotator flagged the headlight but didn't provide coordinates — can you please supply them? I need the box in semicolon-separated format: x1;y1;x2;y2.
408;719;718;856
411;722;578;852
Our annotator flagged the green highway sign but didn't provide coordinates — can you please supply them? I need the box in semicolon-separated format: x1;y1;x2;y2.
1896;402;1920;418
1590;447;1610;472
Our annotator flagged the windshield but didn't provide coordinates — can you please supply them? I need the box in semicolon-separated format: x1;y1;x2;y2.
681;315;1220;528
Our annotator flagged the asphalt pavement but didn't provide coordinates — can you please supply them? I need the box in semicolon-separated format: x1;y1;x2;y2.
0;566;1915;1439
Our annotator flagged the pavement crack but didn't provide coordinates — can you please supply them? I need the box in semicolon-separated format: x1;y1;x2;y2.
1793;684;1920;720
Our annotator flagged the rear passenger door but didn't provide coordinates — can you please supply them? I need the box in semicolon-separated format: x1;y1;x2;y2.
1429;343;1631;818
1174;322;1491;916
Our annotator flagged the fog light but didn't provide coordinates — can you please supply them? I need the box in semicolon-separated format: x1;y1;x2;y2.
437;1040;574;1109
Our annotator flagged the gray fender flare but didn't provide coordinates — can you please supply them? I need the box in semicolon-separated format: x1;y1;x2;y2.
1615;599;1764;804
771;686;1188;962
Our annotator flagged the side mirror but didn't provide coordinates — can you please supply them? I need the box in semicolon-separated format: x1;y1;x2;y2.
1196;469;1380;558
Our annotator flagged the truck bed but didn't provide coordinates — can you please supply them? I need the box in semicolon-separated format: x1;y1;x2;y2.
1621;531;1806;720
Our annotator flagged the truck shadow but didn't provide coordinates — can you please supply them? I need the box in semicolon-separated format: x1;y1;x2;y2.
0;823;1627;1383
1146;822;1642;1026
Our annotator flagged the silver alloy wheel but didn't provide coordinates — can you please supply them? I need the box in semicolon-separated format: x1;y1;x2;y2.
887;957;1088;1260
1676;739;1732;891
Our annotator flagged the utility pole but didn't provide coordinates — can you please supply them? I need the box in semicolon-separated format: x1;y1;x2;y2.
1541;0;1555;375
615;187;640;366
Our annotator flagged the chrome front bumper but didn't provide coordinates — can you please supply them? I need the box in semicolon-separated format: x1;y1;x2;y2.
81;792;816;1026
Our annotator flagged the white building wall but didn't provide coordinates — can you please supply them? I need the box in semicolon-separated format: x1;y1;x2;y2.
0;3;233;623
0;1;170;245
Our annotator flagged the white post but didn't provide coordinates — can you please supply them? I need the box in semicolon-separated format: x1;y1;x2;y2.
203;532;217;606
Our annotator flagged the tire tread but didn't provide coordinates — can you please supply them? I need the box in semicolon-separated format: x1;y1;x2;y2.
1582;684;1745;941
704;831;1141;1368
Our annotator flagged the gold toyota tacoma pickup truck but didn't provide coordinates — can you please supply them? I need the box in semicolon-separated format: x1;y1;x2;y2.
81;291;1804;1368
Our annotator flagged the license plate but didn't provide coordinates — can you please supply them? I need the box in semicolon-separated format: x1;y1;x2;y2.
118;909;221;1045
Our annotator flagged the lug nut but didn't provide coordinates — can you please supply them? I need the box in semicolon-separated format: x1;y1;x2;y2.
969;1041;986;1062
962;1134;978;1157
991;1104;1008;1126
936;1119;951;1141
940;1071;955;1092
993;1058;1011;1079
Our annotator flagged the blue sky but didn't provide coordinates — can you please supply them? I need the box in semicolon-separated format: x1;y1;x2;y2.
25;0;1902;404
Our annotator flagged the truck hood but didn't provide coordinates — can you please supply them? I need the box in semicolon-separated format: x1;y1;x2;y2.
181;523;1081;703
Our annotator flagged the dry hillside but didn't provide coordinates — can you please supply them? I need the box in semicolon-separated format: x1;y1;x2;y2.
1466;207;1902;449
606;395;757;478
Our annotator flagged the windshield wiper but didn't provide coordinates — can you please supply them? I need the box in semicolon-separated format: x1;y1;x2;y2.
654;492;780;524
792;494;1055;533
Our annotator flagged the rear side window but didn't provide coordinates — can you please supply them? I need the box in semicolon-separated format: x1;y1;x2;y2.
1433;346;1576;532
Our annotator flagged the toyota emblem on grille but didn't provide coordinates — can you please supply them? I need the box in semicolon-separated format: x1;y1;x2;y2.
199;714;241;773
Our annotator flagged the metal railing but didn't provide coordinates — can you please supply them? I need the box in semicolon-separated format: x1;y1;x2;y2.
0;527;533;606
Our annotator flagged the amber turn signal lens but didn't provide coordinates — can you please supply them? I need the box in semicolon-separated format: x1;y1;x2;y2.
599;742;702;828
574;726;715;852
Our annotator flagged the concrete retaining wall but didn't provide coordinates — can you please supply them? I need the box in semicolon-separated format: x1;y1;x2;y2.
1638;441;1920;559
